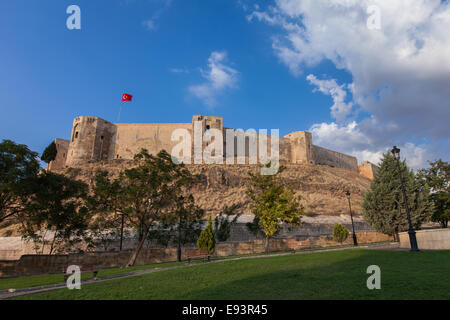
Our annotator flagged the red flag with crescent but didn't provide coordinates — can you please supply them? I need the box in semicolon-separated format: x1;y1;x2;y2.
122;93;133;102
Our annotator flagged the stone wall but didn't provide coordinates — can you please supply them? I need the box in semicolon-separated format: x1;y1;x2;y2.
399;228;450;250
66;116;117;166
114;123;192;160
47;138;69;171
358;161;379;180
313;145;358;171
0;231;391;278
55;115;370;173
0;218;375;260
284;131;315;165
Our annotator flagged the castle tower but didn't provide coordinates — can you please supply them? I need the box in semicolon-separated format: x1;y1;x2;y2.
284;131;315;165
47;138;70;171
191;115;224;161
66;116;117;166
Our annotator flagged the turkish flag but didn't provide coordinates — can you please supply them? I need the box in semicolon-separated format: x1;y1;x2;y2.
122;93;133;102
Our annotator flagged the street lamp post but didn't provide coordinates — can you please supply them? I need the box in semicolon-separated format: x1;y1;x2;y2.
345;191;358;246
391;146;419;252
119;213;125;251
177;195;184;262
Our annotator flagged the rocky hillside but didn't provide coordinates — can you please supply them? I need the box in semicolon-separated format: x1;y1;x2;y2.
54;160;372;217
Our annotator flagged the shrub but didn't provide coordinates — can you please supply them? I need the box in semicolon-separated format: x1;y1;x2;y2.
332;223;349;243
197;217;216;255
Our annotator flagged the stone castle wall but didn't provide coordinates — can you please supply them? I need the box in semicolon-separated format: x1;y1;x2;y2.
313;145;358;171
50;114;375;176
114;123;192;160
47;138;69;171
358;161;379;180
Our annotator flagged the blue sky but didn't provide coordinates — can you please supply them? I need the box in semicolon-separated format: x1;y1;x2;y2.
0;0;448;167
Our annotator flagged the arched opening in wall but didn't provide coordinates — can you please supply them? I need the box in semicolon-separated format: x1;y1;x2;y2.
71;124;79;142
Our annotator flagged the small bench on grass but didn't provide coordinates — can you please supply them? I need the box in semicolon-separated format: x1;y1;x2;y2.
186;250;210;264
63;264;99;282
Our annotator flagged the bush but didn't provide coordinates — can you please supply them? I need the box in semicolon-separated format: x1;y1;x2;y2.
197;217;216;255
332;223;349;243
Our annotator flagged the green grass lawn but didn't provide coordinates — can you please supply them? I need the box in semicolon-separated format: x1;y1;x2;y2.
0;261;184;291
0;245;362;291
9;249;450;300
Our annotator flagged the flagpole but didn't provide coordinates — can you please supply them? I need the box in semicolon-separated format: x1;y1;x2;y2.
117;101;123;123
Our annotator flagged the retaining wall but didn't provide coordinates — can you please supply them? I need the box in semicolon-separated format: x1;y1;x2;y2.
0;231;391;278
399;228;450;250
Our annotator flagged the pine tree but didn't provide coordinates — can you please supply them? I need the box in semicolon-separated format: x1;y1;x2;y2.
197;217;215;255
362;152;433;236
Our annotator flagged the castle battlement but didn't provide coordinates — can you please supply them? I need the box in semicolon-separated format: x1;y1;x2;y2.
48;115;378;179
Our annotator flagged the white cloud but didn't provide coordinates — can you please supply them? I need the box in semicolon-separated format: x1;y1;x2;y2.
142;19;156;30
189;51;239;107
309;120;427;168
306;75;353;122
142;0;173;31
248;0;450;168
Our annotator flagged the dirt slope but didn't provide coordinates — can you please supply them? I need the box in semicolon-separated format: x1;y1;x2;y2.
54;160;372;217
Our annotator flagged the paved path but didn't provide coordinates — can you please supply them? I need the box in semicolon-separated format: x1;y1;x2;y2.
0;242;398;299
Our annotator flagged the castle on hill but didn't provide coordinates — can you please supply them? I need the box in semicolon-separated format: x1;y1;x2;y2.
47;115;379;179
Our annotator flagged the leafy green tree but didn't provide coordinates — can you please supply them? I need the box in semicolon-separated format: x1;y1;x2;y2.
149;194;204;262
214;204;241;242
332;223;349;243
41;141;57;164
197;217;216;255
17;171;90;254
87;170;127;251
122;149;194;267
417;159;449;228
362;152;434;236
0;140;40;224
246;165;304;254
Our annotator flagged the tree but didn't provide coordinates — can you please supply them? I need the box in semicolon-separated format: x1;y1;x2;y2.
121;149;194;267
87;170;126;251
214;204;241;242
17;171;90;254
0;139;40;224
148;194;204;262
197;217;216;255
417;159;449;228
41;141;57;164
246;165;304;254
362;152;434;236
332;223;349;243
